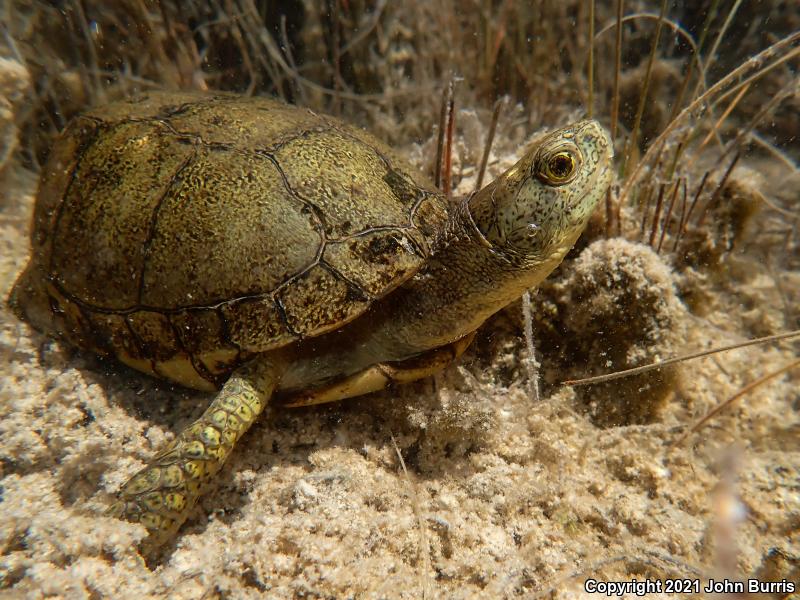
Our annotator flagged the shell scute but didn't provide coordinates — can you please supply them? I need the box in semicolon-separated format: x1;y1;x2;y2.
276;265;368;337
51;120;194;310
86;311;143;361
323;230;425;297
220;297;296;352
273;129;415;239
170;309;232;355
127;310;182;362
140;145;320;309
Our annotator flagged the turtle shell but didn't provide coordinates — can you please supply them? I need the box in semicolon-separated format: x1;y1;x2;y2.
24;91;448;390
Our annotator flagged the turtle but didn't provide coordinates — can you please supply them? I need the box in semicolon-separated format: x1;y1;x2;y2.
8;91;613;548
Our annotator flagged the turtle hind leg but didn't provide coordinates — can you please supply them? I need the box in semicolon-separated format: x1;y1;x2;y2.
107;358;281;550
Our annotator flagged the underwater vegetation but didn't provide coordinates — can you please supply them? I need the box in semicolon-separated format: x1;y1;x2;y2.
0;1;797;597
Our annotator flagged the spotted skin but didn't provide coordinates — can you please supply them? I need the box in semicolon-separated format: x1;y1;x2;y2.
8;92;613;549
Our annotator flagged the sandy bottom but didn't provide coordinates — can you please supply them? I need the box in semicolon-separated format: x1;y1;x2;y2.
1;164;798;599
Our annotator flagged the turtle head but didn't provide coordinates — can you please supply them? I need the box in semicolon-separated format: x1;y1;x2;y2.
468;120;613;263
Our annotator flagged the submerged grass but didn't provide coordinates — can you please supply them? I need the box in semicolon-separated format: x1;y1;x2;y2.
1;0;798;595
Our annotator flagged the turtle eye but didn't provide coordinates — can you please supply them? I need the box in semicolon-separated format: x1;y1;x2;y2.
538;149;580;185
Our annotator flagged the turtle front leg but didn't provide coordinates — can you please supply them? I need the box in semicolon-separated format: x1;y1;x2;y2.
107;358;280;549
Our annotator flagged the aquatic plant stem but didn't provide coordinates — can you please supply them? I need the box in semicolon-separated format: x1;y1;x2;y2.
522;291;540;403
390;434;432;599
698;83;750;152
696;151;740;227
696;0;743;99
443;92;456;201
669;358;800;450
656;179;681;254
476;98;503;192
587;0;595;118
610;0;623;141
563;330;800;386
435;78;454;189
648;183;666;248
620;0;668;179
619;31;800;205
667;0;721;124
716;76;800;168
671;179;688;253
